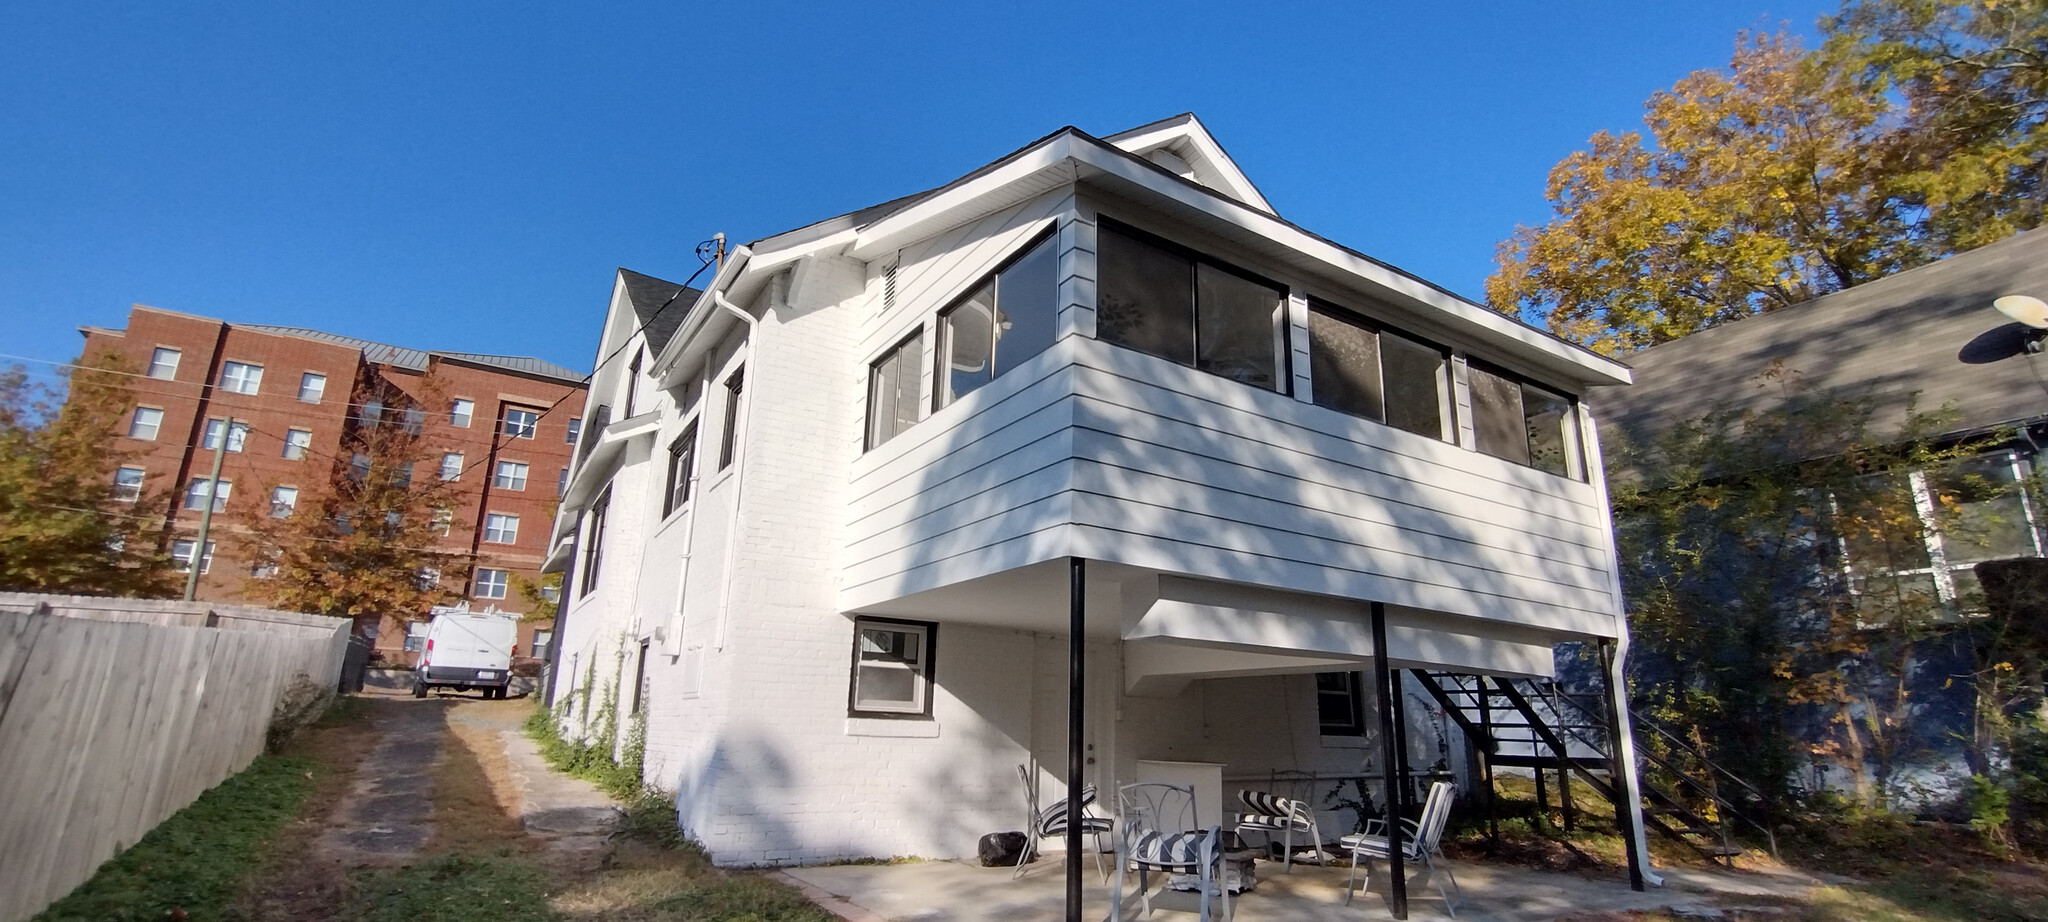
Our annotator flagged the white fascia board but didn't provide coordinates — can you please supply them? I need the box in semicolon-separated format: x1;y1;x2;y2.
1068;141;1632;387
847;136;1082;262
555;409;662;521
649;246;755;387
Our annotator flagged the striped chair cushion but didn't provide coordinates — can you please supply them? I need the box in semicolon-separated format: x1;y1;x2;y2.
1037;784;1110;837
1123;828;1211;869
1237;790;1309;830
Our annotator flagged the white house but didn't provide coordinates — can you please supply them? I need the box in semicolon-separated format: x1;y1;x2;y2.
543;114;1651;882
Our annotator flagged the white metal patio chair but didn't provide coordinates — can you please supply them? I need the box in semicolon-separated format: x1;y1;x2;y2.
1234;789;1324;872
1014;764;1114;881
1111;782;1231;922
1341;780;1460;917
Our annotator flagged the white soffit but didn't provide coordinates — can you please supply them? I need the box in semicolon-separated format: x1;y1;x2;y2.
1102;113;1276;216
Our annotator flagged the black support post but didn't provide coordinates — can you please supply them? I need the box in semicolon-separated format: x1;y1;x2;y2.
1371;602;1408;920
1067;557;1086;922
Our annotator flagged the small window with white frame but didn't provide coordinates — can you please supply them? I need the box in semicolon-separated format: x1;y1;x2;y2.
282;428;312;460
298;372;326;403
473;567;509;599
183;477;230;512
450;398;474;428
201;418;249;452
493;460;529;490
112;466;145;502
146;347;180;380
503;407;539;439
129;407;163;441
170;539;215;574
440;451;463;481
219;361;263;395
484;512;519;544
849;617;936;718
269;485;298;518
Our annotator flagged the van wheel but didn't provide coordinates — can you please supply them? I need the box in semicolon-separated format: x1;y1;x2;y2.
413;679;428;699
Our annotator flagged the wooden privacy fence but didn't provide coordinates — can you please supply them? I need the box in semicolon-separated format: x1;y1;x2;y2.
0;595;349;922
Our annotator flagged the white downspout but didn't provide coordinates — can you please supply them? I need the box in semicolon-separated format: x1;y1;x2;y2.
711;284;758;652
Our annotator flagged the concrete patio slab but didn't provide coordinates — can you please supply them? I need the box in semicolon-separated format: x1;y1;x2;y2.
780;855;1823;922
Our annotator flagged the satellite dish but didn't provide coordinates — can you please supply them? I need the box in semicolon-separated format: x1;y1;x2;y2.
1995;295;2048;329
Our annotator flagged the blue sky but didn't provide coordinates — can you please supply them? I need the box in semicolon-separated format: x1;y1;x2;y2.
0;1;1838;378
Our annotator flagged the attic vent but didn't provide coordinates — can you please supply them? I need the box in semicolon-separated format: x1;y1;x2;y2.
883;261;899;312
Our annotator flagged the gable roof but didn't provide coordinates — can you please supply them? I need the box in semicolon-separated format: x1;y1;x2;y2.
1101;112;1275;215
617;268;702;354
1594;226;2048;446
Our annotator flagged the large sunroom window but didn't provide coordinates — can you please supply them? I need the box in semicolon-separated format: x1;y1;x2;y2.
1096;220;1287;391
1306;300;1450;440
1469;363;1584;479
936;230;1059;408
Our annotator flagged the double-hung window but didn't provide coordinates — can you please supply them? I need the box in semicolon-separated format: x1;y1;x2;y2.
935;230;1058;408
129;407;163;440
1468;363;1584;479
219;361;263;394
201;418;249;452
440;452;463;481
298;372;326;403
473;568;509;600
146;347;180;380
170;539;215;574
865;330;924;450
1316;672;1367;736
183;477;230;512
269;486;298;518
493;460;528;490
1096;220;1288;391
849;618;936;718
450;398;475;428
718;370;743;470
579;490;610;596
1306;300;1451;441
665;422;698;516
484;512;519;544
112;466;145;502
283;428;312;460
566;417;582;444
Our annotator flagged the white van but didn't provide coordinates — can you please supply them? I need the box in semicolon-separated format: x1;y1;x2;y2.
412;605;517;699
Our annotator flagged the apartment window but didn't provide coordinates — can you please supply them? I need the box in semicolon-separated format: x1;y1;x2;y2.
394;462;413;487
169;539;215;574
504;407;539;439
566;417;582;444
866;330;924;450
1469;363;1583;479
1316;672;1367;736
269;486;298;518
200;418;249;452
439;452;463;481
937;231;1059;408
579;490;610;596
283;428;312;460
250;558;279;579
850;618;936;717
361;399;384;425
665;422;698;516
401;406;424;434
718;369;743;470
1307;300;1451;441
473;568;509;600
557;467;569;496
112;466;145;502
1844;452;2044;617
128;407;163;440
146;347;180;380
1097;220;1288;391
493;460;529;491
219;361;263;394
298;372;326;403
430;507;453;535
450;398;475;428
415;567;441;590
182;477;230;513
484;512;519;544
404;620;430;651
348;453;370;481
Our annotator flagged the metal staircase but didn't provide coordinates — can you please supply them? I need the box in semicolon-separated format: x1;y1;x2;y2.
1410;670;1773;866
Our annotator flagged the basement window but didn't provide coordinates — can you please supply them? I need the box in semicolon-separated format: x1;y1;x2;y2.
849;618;936;718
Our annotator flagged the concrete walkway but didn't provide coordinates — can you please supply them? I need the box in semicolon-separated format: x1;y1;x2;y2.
314;697;444;862
443;695;619;854
779;854;1824;922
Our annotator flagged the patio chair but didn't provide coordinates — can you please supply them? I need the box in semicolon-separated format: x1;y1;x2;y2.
1111;782;1231;922
1234;789;1324;872
1341;780;1460;917
1014;764;1114;881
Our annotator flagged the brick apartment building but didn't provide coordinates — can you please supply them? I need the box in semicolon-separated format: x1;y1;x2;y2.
80;303;587;663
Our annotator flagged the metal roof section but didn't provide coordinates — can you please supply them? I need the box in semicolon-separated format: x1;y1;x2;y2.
1594;226;2048;446
240;324;585;382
